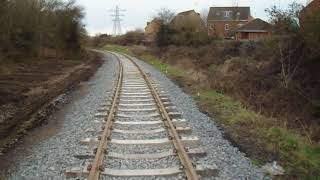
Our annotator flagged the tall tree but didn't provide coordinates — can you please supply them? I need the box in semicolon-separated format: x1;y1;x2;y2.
154;8;175;25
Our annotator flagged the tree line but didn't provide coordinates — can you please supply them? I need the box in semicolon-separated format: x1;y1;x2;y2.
0;0;86;59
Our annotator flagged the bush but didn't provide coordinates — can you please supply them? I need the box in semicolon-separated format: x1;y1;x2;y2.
155;25;211;47
122;29;145;45
91;29;145;47
0;0;86;59
156;24;176;47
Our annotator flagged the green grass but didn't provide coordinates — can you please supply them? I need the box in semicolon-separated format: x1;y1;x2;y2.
195;90;262;126
104;44;134;56
103;44;320;179
268;127;320;178
104;44;185;78
139;54;185;78
196;89;320;179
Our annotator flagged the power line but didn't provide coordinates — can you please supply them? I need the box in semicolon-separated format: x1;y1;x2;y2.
110;5;125;36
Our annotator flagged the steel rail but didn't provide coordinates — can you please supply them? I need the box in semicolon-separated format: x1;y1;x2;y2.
124;54;199;180
88;52;123;180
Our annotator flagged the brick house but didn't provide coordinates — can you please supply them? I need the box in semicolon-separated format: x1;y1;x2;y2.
236;18;272;40
300;0;320;23
170;10;206;32
207;7;253;38
145;18;163;43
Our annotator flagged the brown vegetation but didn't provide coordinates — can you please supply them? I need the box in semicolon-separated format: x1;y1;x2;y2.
91;29;145;47
140;33;320;141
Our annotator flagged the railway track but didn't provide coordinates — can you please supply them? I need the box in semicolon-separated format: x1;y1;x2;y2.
66;52;218;179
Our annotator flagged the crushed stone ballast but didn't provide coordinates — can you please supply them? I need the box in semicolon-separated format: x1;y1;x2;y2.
65;52;218;180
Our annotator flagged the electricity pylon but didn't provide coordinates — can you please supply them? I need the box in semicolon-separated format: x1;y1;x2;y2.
110;5;125;36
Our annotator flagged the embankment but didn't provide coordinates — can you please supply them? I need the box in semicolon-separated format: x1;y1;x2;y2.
0;52;103;152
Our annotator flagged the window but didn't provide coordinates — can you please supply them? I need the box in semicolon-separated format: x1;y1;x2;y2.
237;12;240;16
237;23;244;27
225;24;229;31
224;11;232;17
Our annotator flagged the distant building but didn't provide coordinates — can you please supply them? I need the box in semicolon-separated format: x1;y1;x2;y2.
300;0;320;23
145;18;163;43
299;0;320;47
207;7;253;38
236;18;272;40
170;10;206;32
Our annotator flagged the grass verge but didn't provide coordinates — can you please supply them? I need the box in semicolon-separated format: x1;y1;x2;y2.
104;44;185;78
104;44;320;179
104;44;134;56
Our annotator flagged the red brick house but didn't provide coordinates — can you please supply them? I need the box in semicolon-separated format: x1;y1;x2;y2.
300;0;320;23
306;0;320;11
207;7;253;38
236;18;272;40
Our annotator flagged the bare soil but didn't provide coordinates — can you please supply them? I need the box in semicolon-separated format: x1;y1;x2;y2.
0;52;103;151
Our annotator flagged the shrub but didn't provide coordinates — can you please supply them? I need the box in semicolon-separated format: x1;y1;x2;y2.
0;0;86;58
122;29;145;45
156;24;176;47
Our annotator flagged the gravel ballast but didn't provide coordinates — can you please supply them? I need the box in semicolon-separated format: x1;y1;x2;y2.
0;53;118;180
130;55;266;180
105;156;181;169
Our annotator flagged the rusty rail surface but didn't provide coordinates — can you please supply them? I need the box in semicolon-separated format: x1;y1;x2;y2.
88;52;123;180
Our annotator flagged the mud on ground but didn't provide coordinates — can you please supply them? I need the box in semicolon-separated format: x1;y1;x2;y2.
0;52;103;152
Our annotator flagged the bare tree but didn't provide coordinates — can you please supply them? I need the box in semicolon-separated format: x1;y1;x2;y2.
200;8;209;27
154;8;175;25
278;41;300;89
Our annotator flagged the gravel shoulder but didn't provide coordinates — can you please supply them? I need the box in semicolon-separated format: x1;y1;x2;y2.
130;55;266;180
0;53;118;180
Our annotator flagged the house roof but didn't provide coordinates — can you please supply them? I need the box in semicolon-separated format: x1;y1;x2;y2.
177;10;197;16
208;7;251;21
237;18;272;32
300;0;320;19
305;0;320;10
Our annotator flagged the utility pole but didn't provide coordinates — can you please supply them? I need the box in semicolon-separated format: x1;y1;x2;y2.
110;5;125;36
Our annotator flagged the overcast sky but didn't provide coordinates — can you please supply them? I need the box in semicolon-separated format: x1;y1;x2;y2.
76;0;308;36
